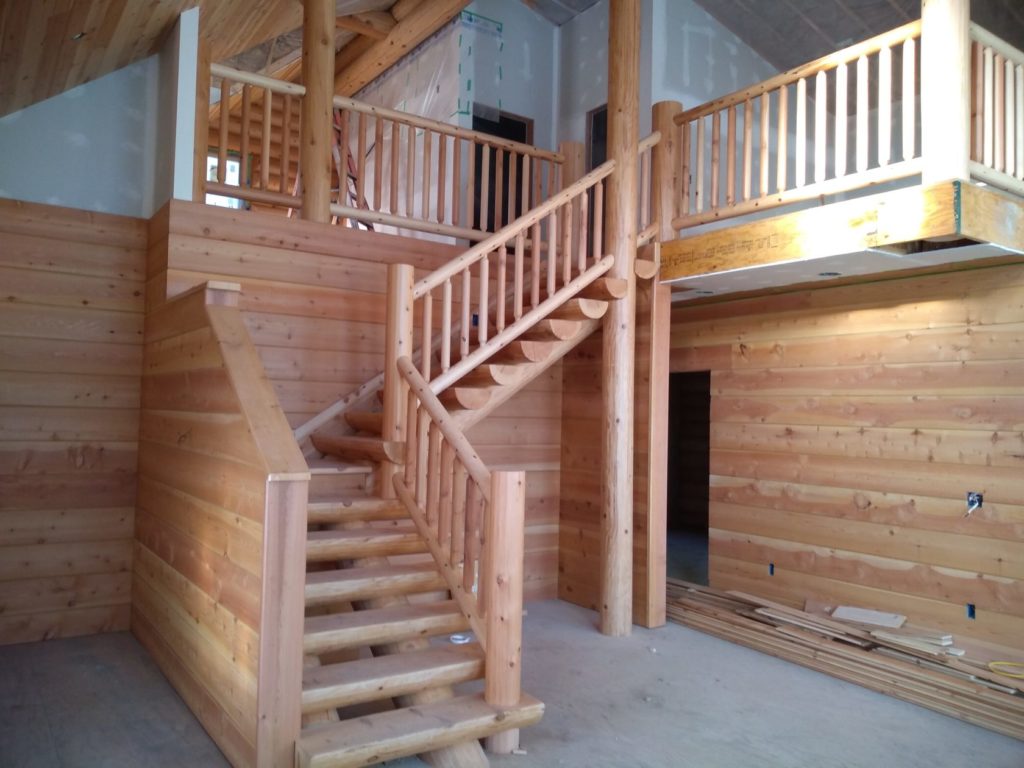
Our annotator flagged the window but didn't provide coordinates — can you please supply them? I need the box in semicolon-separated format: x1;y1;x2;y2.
205;155;245;209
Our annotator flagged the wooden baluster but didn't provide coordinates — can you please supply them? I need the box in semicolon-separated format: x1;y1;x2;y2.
879;45;892;167
593;180;604;260
495;148;505;229
531;220;541;307
463;480;482;595
450;462;468;570
460;267;471;360
337;108;349;209
520;155;530;220
240;85;251;189
514;232;525;320
681;120;691;214
382;263;414;497
478;254;489;345
356;111;367;205
390;121;400;213
441;279;452;373
777;85;788;191
711;111;721;209
217;77;230;184
1005;59;1015;177
482;470;526;755
422;130;433;221
796;77;807;186
1016;65;1024;179
452;137;462;226
546;211;557;297
406;124;416;217
726;106;736;205
903;38;917;161
496;247;507;333
640;147;651;224
426;425;441;528
438;442;455;554
995;54;1005;172
437;133;447;224
261;90;272;191
421;291;433;381
403;393;417;486
281;94;293;194
480;145;491;230
532;157;541;210
373;116;384;208
578;190;589;272
972;42;985;161
742;99;753;200
466;140;477;228
508;151;518;224
415;407;428;508
561;200;572;285
836;62;848;178
696;117;706;211
814;70;826;183
983;47;994;169
759;93;770;195
857;55;869;173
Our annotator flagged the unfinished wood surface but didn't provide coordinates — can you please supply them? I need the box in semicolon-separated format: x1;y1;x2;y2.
0;199;145;646
670;260;1024;649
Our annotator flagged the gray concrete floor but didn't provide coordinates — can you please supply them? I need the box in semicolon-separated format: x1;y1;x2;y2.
3;602;1023;768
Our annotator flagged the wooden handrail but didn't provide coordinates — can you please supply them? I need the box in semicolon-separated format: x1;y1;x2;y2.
675;20;922;123
971;23;1024;65
211;63;307;96
333;94;564;163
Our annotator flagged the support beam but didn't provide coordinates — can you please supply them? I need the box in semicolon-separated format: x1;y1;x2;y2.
921;0;971;183
600;0;640;637
334;0;470;96
301;0;335;222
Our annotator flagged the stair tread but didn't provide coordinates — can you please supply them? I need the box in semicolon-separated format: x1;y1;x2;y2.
302;644;484;713
305;563;446;604
306;496;408;524
304;600;470;654
312;433;404;463
306;525;426;561
296;692;544;768
344;410;383;435
307;457;373;475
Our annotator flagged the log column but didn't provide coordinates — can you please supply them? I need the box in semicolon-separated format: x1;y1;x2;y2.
300;0;335;222
600;0;641;637
921;0;970;183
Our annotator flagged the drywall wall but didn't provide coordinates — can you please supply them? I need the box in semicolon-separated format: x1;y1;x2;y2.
155;7;200;209
669;262;1024;650
0;198;146;646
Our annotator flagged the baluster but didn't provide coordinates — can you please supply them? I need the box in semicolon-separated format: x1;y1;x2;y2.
390;121;400;213
356;111;366;203
422;130;433;221
464;481;483;596
437;133;447;224
561;200;572;285
261;90;272;191
546;211;558;297
641;144;651;222
531;220;541;307
983;47;994;169
426;424;441;528
478;254;489;345
726;106;736;205
532;157;542;210
460;267;471;360
857;55;869;172
406;124;416;217
415;407;428;508
520;155;530;220
373;116;384;209
421;291;433;381
814;70;826;183
337;108;349;210
508;151;518;224
495;149;505;229
879;45;892;167
282;94;293;194
579;191;589;272
240;85;251;189
777;85;789;191
694;117;706;211
438;442;455;554
480;145;491;230
452;138;462;226
836;62;848;178
514;232;525;320
759;93;770;195
217;77;230;184
904;38;917;162
592;181;604;260
441;279;452;372
1005;59;1015;177
796;77;807;186
451;462;468;570
995;54;1006;172
681;120;691;214
1016;65;1024;179
712;109;720;207
742;99;753;200
972;42;985;161
404;393;417;485
496;247;507;333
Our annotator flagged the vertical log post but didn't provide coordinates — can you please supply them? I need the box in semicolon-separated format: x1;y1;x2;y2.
482;470;526;755
921;0;971;183
300;0;334;222
600;0;640;637
559;141;585;283
380;264;414;497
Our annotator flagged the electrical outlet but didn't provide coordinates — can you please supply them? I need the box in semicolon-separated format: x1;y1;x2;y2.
965;491;983;517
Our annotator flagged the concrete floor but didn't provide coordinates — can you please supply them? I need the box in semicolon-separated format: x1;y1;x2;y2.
3;601;1023;768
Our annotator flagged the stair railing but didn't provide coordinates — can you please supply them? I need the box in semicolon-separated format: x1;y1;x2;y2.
392;356;526;728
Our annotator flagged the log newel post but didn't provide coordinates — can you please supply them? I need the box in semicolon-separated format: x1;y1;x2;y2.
482;470;526;755
921;0;971;183
558;141;586;189
600;0;640;637
300;0;335;222
651;101;682;243
380;263;414;497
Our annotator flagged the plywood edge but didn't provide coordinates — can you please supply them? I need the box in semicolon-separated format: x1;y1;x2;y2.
959;182;1024;254
661;182;961;281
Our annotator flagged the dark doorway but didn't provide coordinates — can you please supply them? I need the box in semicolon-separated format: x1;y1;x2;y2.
472;108;532;231
666;370;711;585
586;104;607;170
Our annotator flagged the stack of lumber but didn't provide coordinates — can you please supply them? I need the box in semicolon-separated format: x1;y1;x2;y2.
666;579;1024;741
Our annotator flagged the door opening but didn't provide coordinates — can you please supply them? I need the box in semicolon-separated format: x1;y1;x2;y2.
666;371;711;585
472;107;533;231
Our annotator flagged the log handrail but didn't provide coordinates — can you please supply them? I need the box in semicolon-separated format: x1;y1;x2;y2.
211;63;307;97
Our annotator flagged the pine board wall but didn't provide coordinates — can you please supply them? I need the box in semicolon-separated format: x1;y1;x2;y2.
149;200;561;600
0;199;145;645
670;262;1024;649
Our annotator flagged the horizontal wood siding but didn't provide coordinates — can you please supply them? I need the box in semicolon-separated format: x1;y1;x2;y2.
0;199;145;645
670;262;1024;649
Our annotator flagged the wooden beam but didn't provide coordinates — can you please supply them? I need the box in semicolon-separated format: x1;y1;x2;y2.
921;0;971;182
301;0;335;222
600;0;640;637
334;0;470;96
335;14;389;41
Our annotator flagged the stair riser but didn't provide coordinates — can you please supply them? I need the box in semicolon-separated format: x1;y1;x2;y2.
303;614;470;655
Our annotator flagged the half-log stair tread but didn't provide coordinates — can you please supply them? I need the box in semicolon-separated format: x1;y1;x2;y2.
301;644;485;712
311;433;405;463
455;362;530;388
490;339;556;364
306;525;427;561
546;297;608;320
296;693;545;768
306;496;410;524
579;276;628;300
305;563;447;604
521;318;583;341
303;600;471;654
344;410;383;435
307;457;374;475
438;386;491;411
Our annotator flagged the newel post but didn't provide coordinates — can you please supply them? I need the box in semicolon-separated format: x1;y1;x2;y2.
482;470;526;754
651;101;682;242
921;0;971;183
380;263;414;497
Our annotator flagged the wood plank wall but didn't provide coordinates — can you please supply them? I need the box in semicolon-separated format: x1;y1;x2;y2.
670;263;1024;649
0;199;145;645
150;200;562;600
